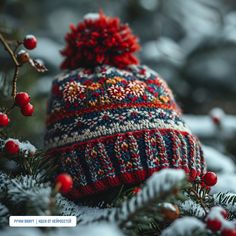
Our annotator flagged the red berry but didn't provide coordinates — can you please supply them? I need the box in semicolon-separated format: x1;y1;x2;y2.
212;116;221;125
4;140;19;155
221;228;236;236
206;218;222;232
203;171;217;187
209;108;224;126
21;103;34;116
23;35;37;50
220;208;228;219
55;173;73;193
0;113;9;127
15;92;30;107
132;187;141;194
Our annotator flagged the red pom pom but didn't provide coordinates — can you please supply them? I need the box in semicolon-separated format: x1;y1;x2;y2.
203;171;217;186
0;113;9;127
15;92;30;107
221;228;236;236
206;218;222;232
23;35;37;50
4;140;19;155
60;11;140;70
56;173;73;193
21;103;34;116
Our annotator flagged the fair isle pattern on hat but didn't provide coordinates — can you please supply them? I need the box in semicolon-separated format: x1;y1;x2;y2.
45;64;206;198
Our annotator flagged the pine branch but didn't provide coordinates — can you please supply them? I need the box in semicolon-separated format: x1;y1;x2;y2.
0;171;9;200
160;217;206;236
0;203;9;227
6;175;53;215
80;169;186;231
179;199;206;218
212;192;236;217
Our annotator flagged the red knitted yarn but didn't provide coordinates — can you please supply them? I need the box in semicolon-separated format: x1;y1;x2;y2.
60;11;140;70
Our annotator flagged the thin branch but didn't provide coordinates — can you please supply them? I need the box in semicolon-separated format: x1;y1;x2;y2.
0;33;20;98
0;33;19;66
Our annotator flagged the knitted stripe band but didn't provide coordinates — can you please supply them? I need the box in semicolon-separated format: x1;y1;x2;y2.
45;64;206;198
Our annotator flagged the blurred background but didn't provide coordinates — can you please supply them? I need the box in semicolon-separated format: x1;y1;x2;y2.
0;0;236;157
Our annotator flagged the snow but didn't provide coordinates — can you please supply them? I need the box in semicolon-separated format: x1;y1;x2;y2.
206;206;236;230
0;224;123;236
0;228;42;236
84;13;100;21
209;107;225;121
183;114;236;139
213;192;236;213
179;199;205;218
206;206;225;220
25;35;35;40
211;174;236;193
77;169;186;225
19;141;36;157
3;138;36;157
73;223;123;236
5;138;20;146
77;207;111;224
17;49;28;55
56;195;111;224
163;203;177;212
109;169;186;224
161;217;205;236
203;145;236;173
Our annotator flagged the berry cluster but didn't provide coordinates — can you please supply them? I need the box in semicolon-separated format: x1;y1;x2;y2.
206;206;236;236
15;92;34;116
0;92;34;129
0;34;38;130
0;34;45;166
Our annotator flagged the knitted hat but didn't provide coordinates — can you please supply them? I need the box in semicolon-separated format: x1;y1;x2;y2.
45;12;206;199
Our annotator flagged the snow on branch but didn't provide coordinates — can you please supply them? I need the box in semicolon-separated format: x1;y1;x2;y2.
114;169;186;227
184;114;236;139
0;171;9;194
0;203;9;226
213;192;236;214
161;217;205;236
203;145;236;173
81;169;186;227
7;175;52;215
179;199;205;218
56;195;110;223
0;223;124;236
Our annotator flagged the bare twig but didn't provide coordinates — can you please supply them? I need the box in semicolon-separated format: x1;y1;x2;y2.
0;34;19;66
0;33;20;98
